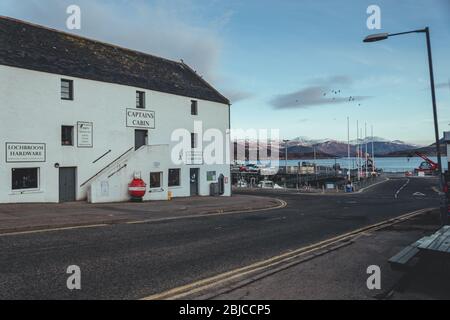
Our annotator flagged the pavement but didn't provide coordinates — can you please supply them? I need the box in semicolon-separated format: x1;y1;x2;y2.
0;176;444;299
195;209;450;300
0;195;282;234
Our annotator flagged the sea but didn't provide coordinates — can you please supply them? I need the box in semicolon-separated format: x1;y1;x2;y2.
260;156;448;173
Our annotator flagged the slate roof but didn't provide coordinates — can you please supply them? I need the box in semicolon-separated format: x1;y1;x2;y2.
0;16;229;105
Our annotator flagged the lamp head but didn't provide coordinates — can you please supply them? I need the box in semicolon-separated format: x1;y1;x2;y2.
363;33;389;43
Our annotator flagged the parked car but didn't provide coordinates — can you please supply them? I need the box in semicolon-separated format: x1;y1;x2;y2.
240;164;260;173
258;180;274;189
236;179;248;188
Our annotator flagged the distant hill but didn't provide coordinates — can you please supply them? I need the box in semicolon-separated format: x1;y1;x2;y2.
233;137;423;160
285;138;419;158
383;139;446;157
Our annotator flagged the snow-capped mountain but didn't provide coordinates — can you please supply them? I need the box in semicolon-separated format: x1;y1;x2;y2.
233;137;424;159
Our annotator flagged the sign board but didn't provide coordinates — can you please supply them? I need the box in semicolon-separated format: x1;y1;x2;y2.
6;143;46;163
101;181;109;197
77;122;93;148
126;109;155;129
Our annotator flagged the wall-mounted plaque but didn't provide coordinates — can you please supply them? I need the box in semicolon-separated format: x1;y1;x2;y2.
6;143;46;163
77;122;93;148
126;109;155;129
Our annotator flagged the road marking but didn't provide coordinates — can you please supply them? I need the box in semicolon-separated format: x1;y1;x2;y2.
0;224;109;237
357;177;390;193
142;207;435;300
431;186;443;195
125;199;287;225
394;179;410;199
0;199;287;237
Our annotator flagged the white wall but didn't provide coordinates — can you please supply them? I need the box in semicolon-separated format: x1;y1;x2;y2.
0;65;231;203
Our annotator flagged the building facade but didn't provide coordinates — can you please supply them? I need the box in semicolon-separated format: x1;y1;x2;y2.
0;17;231;204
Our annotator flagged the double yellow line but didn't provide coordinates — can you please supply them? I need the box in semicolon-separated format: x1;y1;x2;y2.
0;199;287;237
143;207;434;300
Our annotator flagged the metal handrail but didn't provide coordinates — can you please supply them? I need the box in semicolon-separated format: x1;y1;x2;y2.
92;149;112;164
80;147;134;187
108;164;127;179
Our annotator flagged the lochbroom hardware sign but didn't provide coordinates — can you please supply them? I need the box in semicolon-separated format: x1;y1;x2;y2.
6;143;46;163
126;109;155;129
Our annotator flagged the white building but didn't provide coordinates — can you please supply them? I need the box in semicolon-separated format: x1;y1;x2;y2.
0;16;231;204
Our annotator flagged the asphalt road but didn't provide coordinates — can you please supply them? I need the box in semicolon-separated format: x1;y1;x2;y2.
0;176;440;299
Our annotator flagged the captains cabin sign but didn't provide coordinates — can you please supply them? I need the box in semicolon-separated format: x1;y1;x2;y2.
126;109;155;129
6;143;46;163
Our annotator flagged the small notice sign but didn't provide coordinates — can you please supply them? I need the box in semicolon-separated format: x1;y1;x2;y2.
77;122;93;148
6;143;46;163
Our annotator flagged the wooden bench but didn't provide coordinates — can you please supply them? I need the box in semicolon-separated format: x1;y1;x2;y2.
417;226;450;254
389;226;450;270
389;244;421;270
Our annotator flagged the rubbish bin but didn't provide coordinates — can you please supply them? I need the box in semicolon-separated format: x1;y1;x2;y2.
210;183;220;196
345;183;354;193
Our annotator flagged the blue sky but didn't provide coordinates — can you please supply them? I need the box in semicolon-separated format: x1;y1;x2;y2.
1;0;449;145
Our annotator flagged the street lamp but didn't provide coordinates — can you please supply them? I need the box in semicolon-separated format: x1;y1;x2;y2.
364;27;447;225
283;139;289;174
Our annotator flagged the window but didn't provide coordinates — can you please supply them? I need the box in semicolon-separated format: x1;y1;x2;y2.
191;133;198;149
191;100;198;115
61;79;73;100
168;169;181;187
136;91;146;109
12;168;39;190
150;172;162;189
62;126;74;146
207;171;217;182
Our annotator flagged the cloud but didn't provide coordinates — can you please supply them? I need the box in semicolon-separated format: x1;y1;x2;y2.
0;0;228;83
270;75;371;109
422;80;450;91
436;81;450;90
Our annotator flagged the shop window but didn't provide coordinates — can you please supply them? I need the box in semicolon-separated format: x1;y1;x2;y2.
191;100;198;115
62;126;74;146
12;168;39;190
150;172;162;188
168;169;181;187
61;79;74;100
136;91;146;109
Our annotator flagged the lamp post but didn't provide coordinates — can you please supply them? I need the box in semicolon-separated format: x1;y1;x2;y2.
283;139;289;174
347;116;351;182
371;125;375;175
364;27;447;225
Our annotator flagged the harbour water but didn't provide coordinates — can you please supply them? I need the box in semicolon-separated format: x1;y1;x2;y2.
281;157;448;173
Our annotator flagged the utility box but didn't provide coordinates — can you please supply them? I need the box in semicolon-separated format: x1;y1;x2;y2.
210;183;220;196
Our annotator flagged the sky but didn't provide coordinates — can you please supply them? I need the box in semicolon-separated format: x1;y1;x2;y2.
1;0;449;145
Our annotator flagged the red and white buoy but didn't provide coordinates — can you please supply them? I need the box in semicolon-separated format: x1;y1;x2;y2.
128;178;146;201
